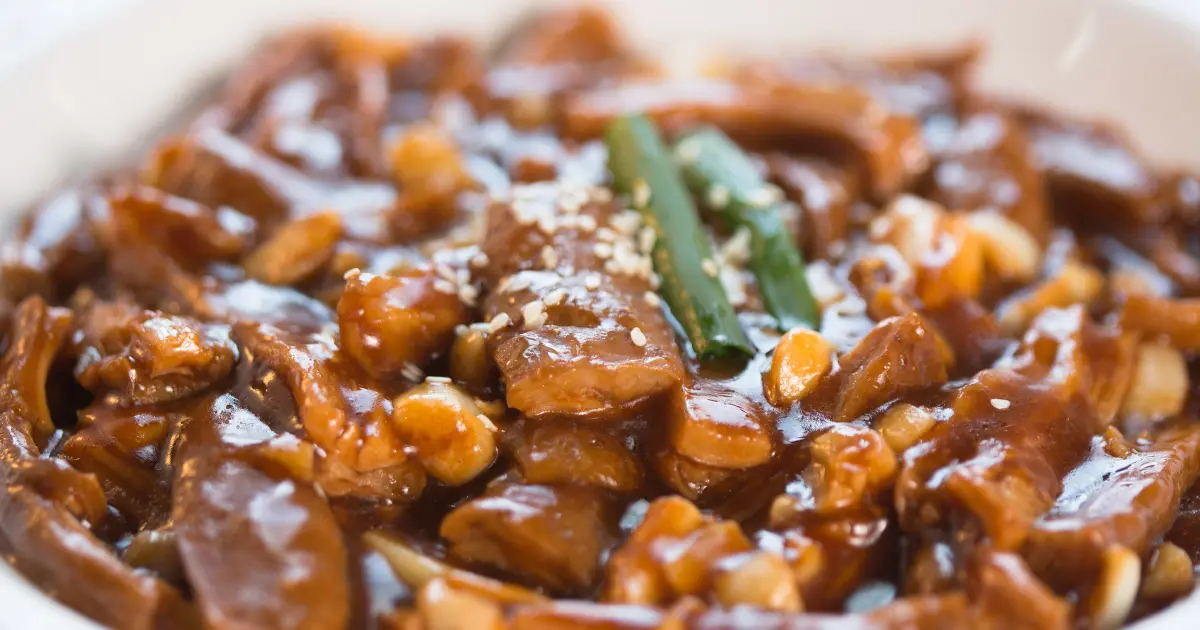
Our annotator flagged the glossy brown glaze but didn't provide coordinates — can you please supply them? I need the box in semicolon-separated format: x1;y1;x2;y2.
2;5;1200;630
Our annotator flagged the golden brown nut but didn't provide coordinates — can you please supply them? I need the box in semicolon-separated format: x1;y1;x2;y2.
392;382;498;486
1120;341;1189;423
763;328;835;408
711;551;803;612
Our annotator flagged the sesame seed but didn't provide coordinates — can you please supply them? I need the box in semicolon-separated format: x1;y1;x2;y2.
593;242;614;259
542;245;559;269
544;289;567;306
458;285;479;306
632;179;651;208
469;252;490;268
675;137;702;164
591;187;613;203
522;300;547;329
433;279;457;295
596;227;618;243
638;226;657;254
425;376;452;384
611;210;642;235
559;196;583;214
707;185;731;209
487;313;511;333
990;398;1011;410
343;267;362;280
649;273;662;289
579;215;598;232
630;327;647;347
748;184;784;208
454;324;469;336
584;274;602;290
401;362;425;382
644;291;662;307
537;215;557;234
477;413;499;432
702;258;719;278
505;275;531;293
435;264;457;282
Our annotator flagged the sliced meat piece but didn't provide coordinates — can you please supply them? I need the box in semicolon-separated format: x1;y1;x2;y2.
440;482;616;595
61;405;173;527
481;182;684;420
1020;109;1162;226
968;551;1070;630
505;419;644;493
895;308;1122;550
234;322;425;502
765;154;855;261
808;312;951;422
1024;421;1200;591
337;265;469;379
563;79;928;199
147;128;396;242
73;301;237;406
1120;294;1200;351
665;380;776;470
924;109;1051;243
108;185;254;270
173;454;349;630
0;189;108;303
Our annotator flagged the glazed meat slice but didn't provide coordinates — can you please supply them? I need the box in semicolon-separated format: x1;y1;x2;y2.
73;300;238;406
1019;109;1162;226
174;452;348;630
0;298;187;630
1023;421;1200;590
562;79;928;199
234;322;428;501
0;189;108;303
440;482;616;594
480;181;684;420
923;109;1051;243
504;419;644;492
895;307;1129;550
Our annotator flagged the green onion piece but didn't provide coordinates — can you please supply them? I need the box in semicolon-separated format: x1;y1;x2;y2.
604;115;754;358
674;126;820;331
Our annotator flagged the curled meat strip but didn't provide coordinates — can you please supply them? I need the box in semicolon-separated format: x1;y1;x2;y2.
480;182;684;419
563;79;928;199
896;306;1133;550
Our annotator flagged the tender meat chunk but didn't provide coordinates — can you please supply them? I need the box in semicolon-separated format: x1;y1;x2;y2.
481;182;684;420
968;551;1070;630
505;419;643;492
766;155;855;261
61;405;173;527
74;302;237;406
108;185;254;269
563;79;928;199
767;426;898;610
601;496;764;607
1020;109;1162;225
1023;421;1200;591
1120;295;1200;351
338;266;469;379
173;454;350;630
440;483;616;594
147;128;396;242
234;323;425;501
896;308;1126;550
0;298;186;630
809;312;950;422
0;190;108;303
924;109;1051;243
666;380;776;469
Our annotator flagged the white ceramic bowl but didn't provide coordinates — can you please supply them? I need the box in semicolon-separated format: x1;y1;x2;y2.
1;0;1198;627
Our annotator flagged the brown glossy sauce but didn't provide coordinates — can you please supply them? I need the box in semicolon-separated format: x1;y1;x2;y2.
1;5;1199;630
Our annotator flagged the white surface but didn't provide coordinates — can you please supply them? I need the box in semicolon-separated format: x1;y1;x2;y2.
0;0;1199;628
